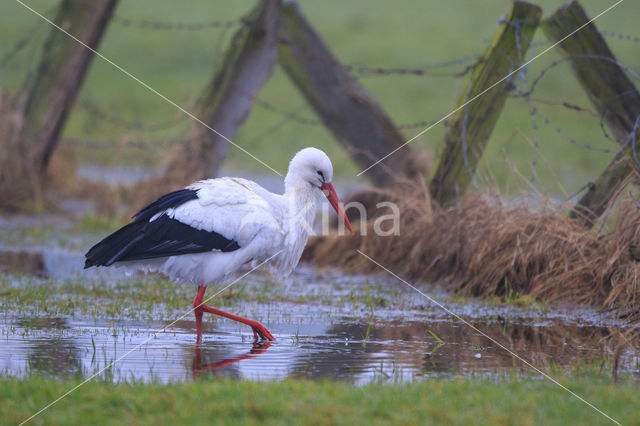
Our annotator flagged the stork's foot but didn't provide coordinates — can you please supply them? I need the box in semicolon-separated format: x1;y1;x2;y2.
193;285;275;342
246;319;275;341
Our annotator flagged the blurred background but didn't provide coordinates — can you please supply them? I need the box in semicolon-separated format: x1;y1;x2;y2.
2;0;639;202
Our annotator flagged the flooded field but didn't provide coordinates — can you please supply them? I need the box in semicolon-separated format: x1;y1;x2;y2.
1;239;639;385
3;309;639;385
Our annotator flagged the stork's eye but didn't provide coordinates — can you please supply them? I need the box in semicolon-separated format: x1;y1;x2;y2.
317;170;325;181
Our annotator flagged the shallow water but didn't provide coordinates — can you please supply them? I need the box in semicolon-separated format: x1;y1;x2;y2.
1;250;639;384
2;308;639;384
1;219;639;385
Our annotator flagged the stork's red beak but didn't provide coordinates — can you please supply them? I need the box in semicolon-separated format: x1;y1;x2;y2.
321;182;353;234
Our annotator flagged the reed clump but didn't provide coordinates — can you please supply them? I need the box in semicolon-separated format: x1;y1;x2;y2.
302;181;640;318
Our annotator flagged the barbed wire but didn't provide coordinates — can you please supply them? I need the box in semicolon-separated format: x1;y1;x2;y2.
598;89;640;145
525;54;640;100
243;103;310;150
533;109;617;154
111;15;239;31
522;96;598;117
601;30;640;44
513;50;640;175
397;119;437;130
79;98;191;132
61;134;192;150
62;103;310;153
5;3;640;192
276;28;482;81
253;98;319;126
474;19;640;185
253;97;441;131
0;31;38;70
0;7;55;70
345;55;480;79
489;19;541;183
0;9;241;73
211;20;234;68
578;54;640;82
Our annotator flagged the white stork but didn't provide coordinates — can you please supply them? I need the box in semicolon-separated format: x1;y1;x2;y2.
85;147;353;341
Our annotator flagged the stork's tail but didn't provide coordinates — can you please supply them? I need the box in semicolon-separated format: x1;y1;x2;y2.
84;223;144;268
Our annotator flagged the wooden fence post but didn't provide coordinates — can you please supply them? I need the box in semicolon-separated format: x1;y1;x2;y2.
277;0;420;187
542;0;640;228
165;0;281;184
428;1;542;206
0;0;117;203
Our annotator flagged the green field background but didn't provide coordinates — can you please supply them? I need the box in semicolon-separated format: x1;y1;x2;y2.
2;0;639;195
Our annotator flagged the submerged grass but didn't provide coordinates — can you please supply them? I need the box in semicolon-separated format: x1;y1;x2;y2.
0;276;191;320
0;271;412;321
2;375;638;425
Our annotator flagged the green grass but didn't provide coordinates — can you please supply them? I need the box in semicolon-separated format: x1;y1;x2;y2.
2;1;640;195
2;375;638;425
0;275;204;320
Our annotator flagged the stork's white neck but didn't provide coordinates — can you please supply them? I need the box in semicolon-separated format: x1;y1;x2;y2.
283;182;320;236
271;181;320;277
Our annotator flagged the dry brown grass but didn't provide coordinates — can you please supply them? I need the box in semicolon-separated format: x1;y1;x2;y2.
303;180;640;319
0;92;79;211
0;87;194;213
0;92;35;208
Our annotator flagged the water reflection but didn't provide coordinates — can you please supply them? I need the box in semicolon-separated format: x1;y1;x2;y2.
27;338;83;379
1;313;637;384
191;342;272;379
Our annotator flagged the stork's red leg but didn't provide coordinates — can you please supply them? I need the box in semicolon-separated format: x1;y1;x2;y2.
193;284;275;341
193;285;206;344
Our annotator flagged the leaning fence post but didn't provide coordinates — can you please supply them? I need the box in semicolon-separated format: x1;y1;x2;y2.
0;0;118;204
165;0;281;184
428;1;542;206
542;0;640;228
277;0;420;187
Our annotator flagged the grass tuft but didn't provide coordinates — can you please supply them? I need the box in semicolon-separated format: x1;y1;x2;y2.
303;180;640;321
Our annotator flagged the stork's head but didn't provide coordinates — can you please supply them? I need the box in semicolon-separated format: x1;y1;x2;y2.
285;147;353;234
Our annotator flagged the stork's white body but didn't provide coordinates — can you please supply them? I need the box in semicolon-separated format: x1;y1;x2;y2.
121;176;321;285
85;147;351;341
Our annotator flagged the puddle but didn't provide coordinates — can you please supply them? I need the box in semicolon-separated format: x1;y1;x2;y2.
2;312;638;384
1;233;639;385
2;264;639;384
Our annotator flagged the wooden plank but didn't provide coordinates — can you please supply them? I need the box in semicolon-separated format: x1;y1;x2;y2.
21;0;118;169
165;0;281;184
277;1;420;187
428;1;542;206
542;0;640;228
0;0;117;204
569;152;635;226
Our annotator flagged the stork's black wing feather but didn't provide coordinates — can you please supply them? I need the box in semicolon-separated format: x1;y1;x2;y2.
132;188;199;222
84;189;240;268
